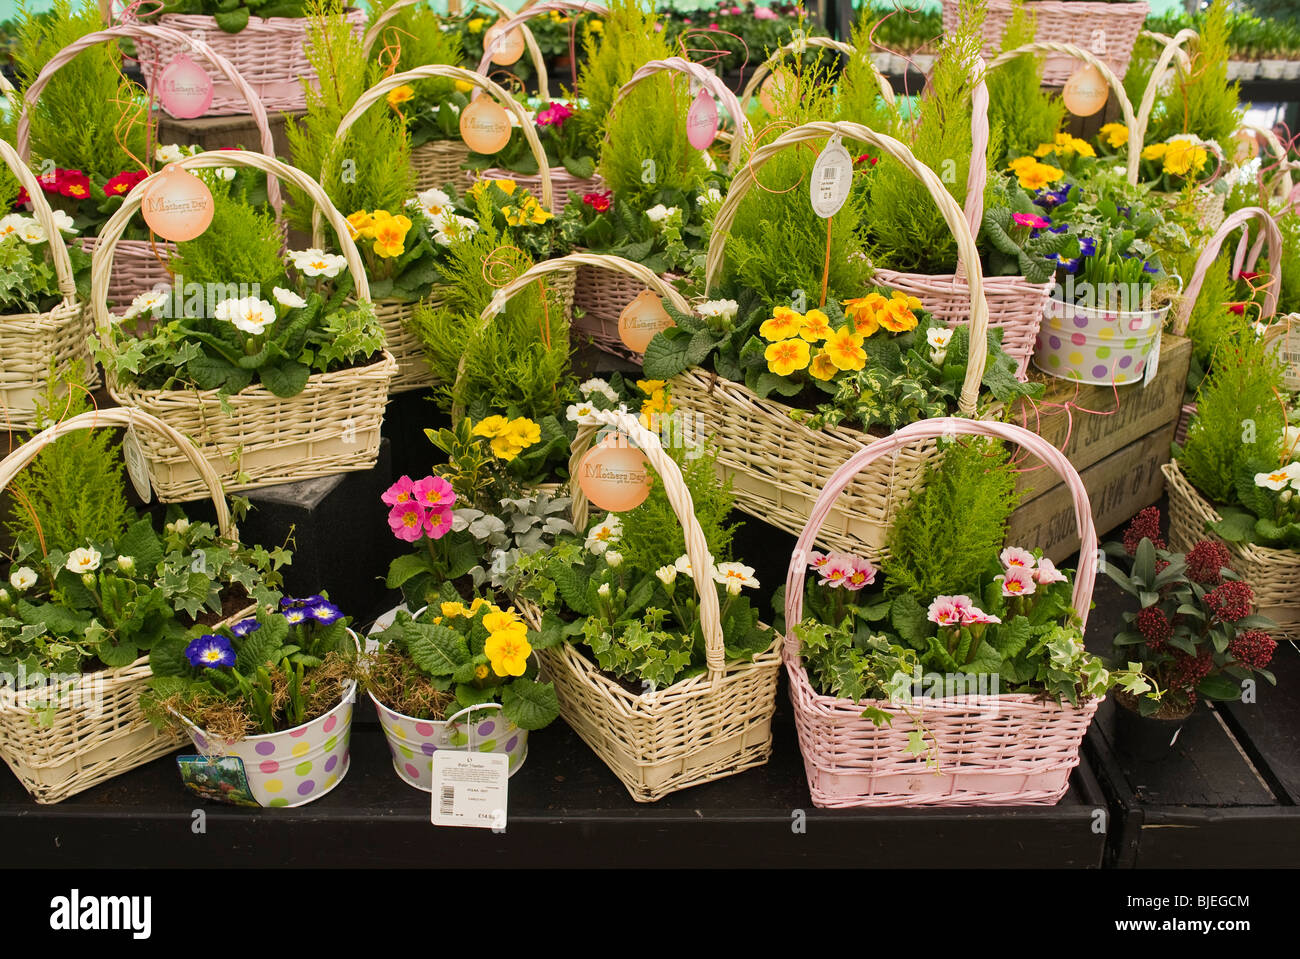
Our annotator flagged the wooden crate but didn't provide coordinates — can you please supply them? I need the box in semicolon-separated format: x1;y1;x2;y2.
156;109;302;159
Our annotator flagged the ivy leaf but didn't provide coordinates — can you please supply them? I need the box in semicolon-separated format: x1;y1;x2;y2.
501;677;560;730
905;727;928;757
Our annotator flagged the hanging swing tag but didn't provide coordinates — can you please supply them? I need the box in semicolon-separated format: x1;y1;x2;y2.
686;88;718;151
158;53;214;120
430;750;509;830
122;427;152;504
1062;63;1108;117
809;134;852;219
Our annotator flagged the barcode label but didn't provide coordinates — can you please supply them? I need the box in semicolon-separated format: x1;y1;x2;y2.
440;785;455;816
431;751;509;829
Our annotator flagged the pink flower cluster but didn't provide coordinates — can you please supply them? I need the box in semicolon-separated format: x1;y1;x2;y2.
927;595;1001;627
536;102;574;127
809;551;877;590
383;475;457;543
996;547;1067;597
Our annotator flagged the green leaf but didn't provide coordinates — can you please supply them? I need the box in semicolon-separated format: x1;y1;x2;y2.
641;329;692;379
501;677;560;730
236;618;286;674
552;563;595;617
259;361;311;398
1196;673;1244;702
754;372;803;398
386;554;432;590
97;637;141;668
213;7;250;31
890;593;931;648
406;621;471;677
148;634;191;678
1209;508;1258;543
116;518;165;574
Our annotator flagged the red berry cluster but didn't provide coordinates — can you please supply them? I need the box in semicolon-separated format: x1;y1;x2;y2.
1135;606;1172;650
1228;630;1276;670
1186;539;1232;585
1170;648;1214;691
1206;580;1254;623
1123;506;1166;556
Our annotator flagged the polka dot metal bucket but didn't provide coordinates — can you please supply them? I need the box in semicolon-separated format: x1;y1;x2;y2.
1032;299;1170;386
181;680;356;808
370;694;529;792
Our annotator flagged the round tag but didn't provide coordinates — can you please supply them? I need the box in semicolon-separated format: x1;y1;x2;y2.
158;54;214;120
618;289;674;353
1062;64;1109;117
141;164;214;242
577;435;653;512
809;135;853;218
758;67;796;115
459;96;513;154
485;21;526;66
122;427;152;504
686;88;718;151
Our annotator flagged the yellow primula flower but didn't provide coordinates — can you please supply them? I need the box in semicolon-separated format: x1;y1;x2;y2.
1033;142;1056;158
371;213;412;258
586;18;603;33
841;296;883;338
505;417;541;449
482;609;522;634
636;379;666;394
491;178;517;196
468;16;485;32
346;210;375;239
799;309;833;342
1099;123;1128;149
764;338;811;376
1008;155;1038;174
386;84;415;111
455;79;474;93
440;601;467;619
890;290;922;312
822;327;867;371
474;664;490;680
808;350;838;381
469;597;489;615
759;307;805;341
1141;143;1168;162
472;415;511;438
485;629;532;677
1163;138;1208;176
1070;137;1096;158
490;435;525;461
878;298;919;333
1016;162;1063;190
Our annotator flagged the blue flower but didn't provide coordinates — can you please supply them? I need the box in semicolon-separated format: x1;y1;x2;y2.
1117;205;1132;219
1048;224;1069;234
307;601;343;625
280;594;325;609
1078;237;1097;257
1143;261;1159;275
1060;257;1082;274
282;608;310;625
185;634;235;669
231;618;260;637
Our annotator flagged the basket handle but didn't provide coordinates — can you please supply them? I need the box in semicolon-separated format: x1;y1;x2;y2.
364;0;550;98
15;24;283;213
0;138;77;302
986;41;1141;187
567;407;726;680
315;62;554;237
454;252;688;421
704;119;990;416
1235;122;1296;202
783;416;1098;657
0;407;233;537
610;56;752;176
91;150;370;343
738;37;894;121
1173;206;1281;335
1133;28;1200;187
475;0;607;90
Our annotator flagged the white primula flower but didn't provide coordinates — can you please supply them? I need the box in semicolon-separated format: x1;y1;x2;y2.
1255;468;1291;491
123;288;170;320
696;299;738;323
566;401;597;422
578;378;618;403
415;187;453;219
65;547;102;575
926;328;954;350
273;287;307;309
8;566;37;591
1252;321;1269;338
584;515;622;554
597;582;611;597
46;209;78;235
1284;462;1300;482
17;220;46;244
215;296;277;335
290;249;348;278
713;561;759;593
645;203;678;224
655;565;676;585
1286;425;1300;452
696;187;722;205
0;213;32;239
173;518;190;534
155;143;186;164
116;555;134;573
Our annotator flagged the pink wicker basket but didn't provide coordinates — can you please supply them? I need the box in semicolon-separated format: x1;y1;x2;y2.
137;8;367;116
783;416;1102;807
17;24;283;309
943;0;1150;86
571;258;680;360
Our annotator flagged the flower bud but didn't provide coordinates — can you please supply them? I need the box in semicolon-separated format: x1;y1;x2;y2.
605;550;623;569
0;588;10;608
597;583;611;598
116;555;134;573
81;573;97;589
1282;489;1294;504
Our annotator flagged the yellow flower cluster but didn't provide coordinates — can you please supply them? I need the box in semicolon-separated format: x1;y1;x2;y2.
636;379;672;428
1034;131;1096;159
442;600;532;678
386;84;415;111
1007;155;1066;190
1142;138;1209;177
347;209;413;258
1098;122;1128;149
758;294;922;380
503;194;552;226
472;415;542;461
469;177;516;199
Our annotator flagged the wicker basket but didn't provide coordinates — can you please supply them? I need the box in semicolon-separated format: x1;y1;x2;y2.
0;138;96;431
92;151;394;501
944;0;1149;85
1164;461;1300;642
517;407;781;802
16;23;284;308
474;166;603;217
0;407;246;803
676;120;992;559
571;260;682;361
137;8;367;116
738;36;895;118
784;416;1102;807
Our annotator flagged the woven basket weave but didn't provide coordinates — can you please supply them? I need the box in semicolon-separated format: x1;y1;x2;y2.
138;9;367;116
784;416;1102;807
943;0;1149;85
571;260;681;361
0;138;96;431
0;407;248;803
1164;461;1300;642
676;120;992;559
516;406;781;802
17;23;284;308
411;140;473;192
92;151;394;501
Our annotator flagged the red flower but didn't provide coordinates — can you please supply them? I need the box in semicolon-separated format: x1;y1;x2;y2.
854;153;878;166
1238;270;1260;281
1135;606;1172;650
13;186;30;208
104;169;148;198
582;190;612;213
1122;506;1166;556
1186;539;1232;585
55;169;91;200
1206;580;1254;623
1228;629;1275;670
1228;302;1245;315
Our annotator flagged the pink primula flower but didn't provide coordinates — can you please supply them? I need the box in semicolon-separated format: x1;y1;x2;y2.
843;557;878;591
413;475;457;511
382;475;418;507
818;552;858;588
754;5;778;19
1034;557;1069;585
927;595;965;627
999;567;1038;598
961;606;1002;626
388;502;427;542
1012;213;1050;229
999;546;1036;570
424;508;453;540
807;551;830;572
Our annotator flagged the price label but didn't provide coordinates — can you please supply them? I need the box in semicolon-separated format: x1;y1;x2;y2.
1143;330;1161;387
431;751;508;830
809;134;852;218
122;427;152;504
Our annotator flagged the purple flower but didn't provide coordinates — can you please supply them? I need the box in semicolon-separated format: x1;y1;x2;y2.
1143;261;1159;274
231;618;260;637
282;607;310;625
281;595;325;609
185;634;235;669
1060;257;1081;274
1078;237;1097;257
308;601;343;625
